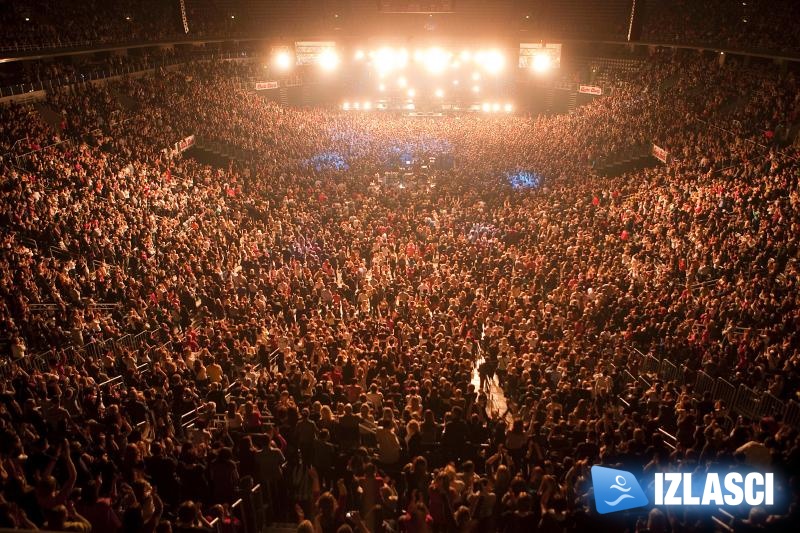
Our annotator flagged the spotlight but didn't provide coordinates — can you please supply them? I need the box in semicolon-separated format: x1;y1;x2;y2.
353;102;360;110
504;103;513;113
460;50;471;62
363;101;372;110
471;72;481;81
397;76;407;88
472;85;480;93
435;88;444;98
423;47;450;74
532;53;552;73
318;49;340;71
274;50;293;71
374;47;407;74
378;83;386;92
482;103;491;112
492;103;500;112
354;49;365;60
453;80;460;85
407;88;415;97
343;102;350;110
481;50;505;74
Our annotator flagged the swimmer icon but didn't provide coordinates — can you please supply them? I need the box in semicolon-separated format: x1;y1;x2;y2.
591;466;649;514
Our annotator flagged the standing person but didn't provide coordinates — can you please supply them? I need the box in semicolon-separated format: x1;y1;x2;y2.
254;430;286;523
496;353;508;389
428;472;455;533
312;429;337;491
467;478;496;533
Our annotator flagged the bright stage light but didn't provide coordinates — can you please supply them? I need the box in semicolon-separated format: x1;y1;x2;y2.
451;60;461;69
453;79;459;85
471;72;481;81
318;49;340;71
397;76;407;88
504;103;513;113
354;49;365;60
532;52;552;73
274;50;292;71
407;88;416;97
435;88;444;98
479;49;505;74
492;103;501;112
406;103;415;110
482;102;491;112
353;102;360;110
472;85;480;93
363;101;372;110
374;47;408;74
378;83;386;92
460;50;472;62
343;102;350;110
423;47;451;74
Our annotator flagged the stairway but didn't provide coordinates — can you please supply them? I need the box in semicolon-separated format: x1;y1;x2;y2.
186;144;235;168
598;153;661;177
567;91;578;114
544;87;554;114
33;102;63;134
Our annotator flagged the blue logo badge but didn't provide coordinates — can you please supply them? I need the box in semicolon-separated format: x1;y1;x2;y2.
591;466;649;514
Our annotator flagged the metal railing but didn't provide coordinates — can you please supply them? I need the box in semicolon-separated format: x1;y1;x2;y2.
621;349;800;430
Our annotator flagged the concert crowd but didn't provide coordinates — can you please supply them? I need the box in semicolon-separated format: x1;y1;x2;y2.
0;49;800;533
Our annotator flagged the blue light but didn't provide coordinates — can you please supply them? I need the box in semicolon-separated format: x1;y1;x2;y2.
506;170;542;190
304;151;349;172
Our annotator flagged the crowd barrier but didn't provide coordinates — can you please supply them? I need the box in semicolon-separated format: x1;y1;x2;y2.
4;330;165;385
621;350;800;431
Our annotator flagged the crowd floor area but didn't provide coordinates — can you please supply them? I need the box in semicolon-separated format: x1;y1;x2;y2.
0;53;799;533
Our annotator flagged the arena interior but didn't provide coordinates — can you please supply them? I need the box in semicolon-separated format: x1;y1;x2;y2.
1;1;800;532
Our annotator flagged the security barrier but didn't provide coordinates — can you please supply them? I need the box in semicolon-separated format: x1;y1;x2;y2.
620;350;800;430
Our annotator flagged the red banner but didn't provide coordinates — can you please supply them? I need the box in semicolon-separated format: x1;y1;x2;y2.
255;81;279;91
579;85;603;95
652;144;669;164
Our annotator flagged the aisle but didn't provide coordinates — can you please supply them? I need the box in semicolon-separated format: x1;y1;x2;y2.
471;354;512;423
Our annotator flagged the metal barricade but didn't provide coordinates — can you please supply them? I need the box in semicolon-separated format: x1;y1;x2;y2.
759;393;786;420
642;354;660;375
84;340;104;360
694;371;715;397
784;401;800;430
734;384;760;419
622;370;638;385
659;359;680;383
713;378;737;409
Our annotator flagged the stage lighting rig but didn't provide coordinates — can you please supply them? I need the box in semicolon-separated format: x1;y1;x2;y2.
318;49;340;71
532;53;552;73
272;47;293;71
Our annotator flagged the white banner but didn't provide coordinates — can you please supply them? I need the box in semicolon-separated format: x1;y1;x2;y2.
255;81;279;91
579;85;603;96
652;144;669;164
175;135;195;153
